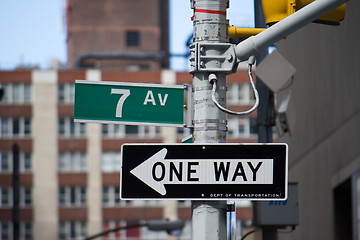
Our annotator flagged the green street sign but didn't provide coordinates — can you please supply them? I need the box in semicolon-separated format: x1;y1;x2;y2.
74;80;189;127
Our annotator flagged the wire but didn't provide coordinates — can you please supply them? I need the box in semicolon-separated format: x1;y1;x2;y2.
240;228;259;240
84;223;146;240
210;62;259;116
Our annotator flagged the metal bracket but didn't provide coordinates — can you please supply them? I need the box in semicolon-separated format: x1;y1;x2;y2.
189;43;237;74
183;84;194;128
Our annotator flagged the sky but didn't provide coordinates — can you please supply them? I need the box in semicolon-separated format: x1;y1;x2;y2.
0;0;254;71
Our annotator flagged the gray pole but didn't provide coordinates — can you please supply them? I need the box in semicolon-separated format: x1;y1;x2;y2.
191;0;228;239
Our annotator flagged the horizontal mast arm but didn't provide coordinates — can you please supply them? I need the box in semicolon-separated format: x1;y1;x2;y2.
235;0;349;62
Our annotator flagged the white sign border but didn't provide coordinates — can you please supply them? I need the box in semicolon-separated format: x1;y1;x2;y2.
120;143;288;201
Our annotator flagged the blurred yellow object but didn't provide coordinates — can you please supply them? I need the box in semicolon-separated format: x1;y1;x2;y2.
228;26;266;38
261;0;345;25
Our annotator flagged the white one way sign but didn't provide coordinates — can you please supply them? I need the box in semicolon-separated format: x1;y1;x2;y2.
120;143;288;200
130;148;274;196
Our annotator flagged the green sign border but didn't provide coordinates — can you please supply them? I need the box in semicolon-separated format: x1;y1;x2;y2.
74;80;186;127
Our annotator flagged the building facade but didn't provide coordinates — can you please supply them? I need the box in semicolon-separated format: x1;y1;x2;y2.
0;69;256;239
276;1;360;239
66;0;169;70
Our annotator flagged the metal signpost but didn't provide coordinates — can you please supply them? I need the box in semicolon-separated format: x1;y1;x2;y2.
189;0;238;239
120;143;288;200
74;80;190;127
71;0;350;239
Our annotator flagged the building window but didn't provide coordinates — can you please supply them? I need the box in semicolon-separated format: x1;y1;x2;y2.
58;84;75;104
0;152;32;173
0;118;9;137
1;83;31;104
23;152;32;172
59;221;87;240
0;187;12;208
0;187;32;208
227;117;258;138
21;222;32;240
0;152;11;172
227;83;255;105
102;124;125;138
101;152;121;173
58;118;86;138
58;186;86;207
102;124;159;138
102;186;121;207
125;125;138;135
58;152;87;172
142;125;159;138
0;222;11;240
178;200;191;207
21;187;32;207
0;118;32;138
176;127;191;138
24;84;31;103
126;31;140;47
227;118;251;138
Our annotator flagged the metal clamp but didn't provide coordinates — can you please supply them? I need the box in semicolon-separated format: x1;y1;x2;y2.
189;43;237;73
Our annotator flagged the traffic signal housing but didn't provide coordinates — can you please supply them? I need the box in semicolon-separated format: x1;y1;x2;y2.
261;0;346;26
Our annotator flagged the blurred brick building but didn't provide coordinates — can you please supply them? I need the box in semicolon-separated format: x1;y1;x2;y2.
0;69;256;239
66;0;169;70
0;1;259;239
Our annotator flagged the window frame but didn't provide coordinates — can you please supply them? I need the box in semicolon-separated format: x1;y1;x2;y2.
102;186;122;207
101;152;121;173
0;117;32;138
0;187;12;208
0;83;32;104
58;186;87;207
58;118;86;138
0;152;32;173
58;152;87;173
20;187;32;207
58;83;75;104
59;221;87;239
126;31;140;47
0;222;12;240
